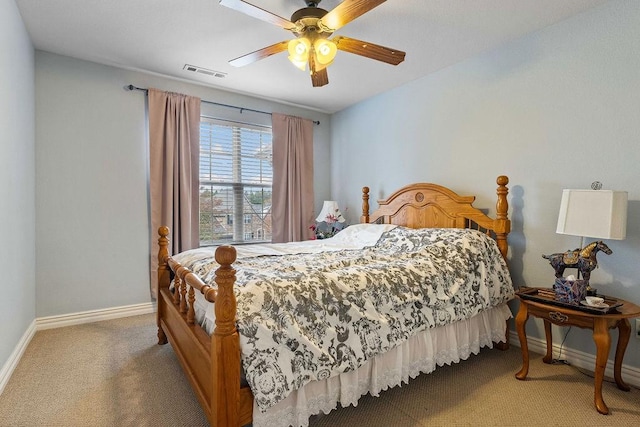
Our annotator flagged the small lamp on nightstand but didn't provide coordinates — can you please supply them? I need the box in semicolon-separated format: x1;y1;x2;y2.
316;200;345;224
554;186;628;294
312;201;346;239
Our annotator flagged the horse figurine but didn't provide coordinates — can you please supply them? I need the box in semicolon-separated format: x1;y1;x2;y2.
542;241;612;285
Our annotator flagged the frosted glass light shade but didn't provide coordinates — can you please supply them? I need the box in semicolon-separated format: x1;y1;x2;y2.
314;39;337;66
556;189;628;240
288;38;310;71
316;201;345;223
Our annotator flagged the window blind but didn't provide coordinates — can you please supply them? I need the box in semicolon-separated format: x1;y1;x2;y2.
199;118;273;245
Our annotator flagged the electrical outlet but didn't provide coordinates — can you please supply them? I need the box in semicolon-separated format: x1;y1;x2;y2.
636;319;640;339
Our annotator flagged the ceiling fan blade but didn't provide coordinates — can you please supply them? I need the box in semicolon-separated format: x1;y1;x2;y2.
309;55;329;87
219;0;296;30
228;41;289;67
311;68;329;87
333;36;405;65
319;0;387;31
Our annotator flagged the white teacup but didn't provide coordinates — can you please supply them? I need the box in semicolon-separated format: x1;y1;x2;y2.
585;296;604;306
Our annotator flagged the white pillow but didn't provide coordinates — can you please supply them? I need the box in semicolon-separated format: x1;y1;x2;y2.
327;223;397;247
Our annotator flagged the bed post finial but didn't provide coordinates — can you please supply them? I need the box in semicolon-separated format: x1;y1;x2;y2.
158;226;170;268
213;245;238;335
495;176;510;259
361;186;370;223
212;245;240;426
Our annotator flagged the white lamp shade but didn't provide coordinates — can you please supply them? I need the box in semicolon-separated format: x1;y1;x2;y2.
556;189;628;240
316;200;345;223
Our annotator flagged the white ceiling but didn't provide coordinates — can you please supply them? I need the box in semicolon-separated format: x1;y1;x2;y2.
16;0;610;113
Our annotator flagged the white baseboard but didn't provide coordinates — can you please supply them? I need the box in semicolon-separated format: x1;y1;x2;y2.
509;330;640;389
3;308;638;396
0;320;36;395
0;302;156;396
36;302;156;330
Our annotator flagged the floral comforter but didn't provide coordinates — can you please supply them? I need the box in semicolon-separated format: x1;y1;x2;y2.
177;226;513;412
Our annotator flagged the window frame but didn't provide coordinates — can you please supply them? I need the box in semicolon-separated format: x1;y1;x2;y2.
198;116;273;246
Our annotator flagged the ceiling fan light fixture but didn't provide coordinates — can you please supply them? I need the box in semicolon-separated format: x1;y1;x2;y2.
220;0;406;87
314;38;337;66
288;38;311;71
288;55;308;71
288;38;312;71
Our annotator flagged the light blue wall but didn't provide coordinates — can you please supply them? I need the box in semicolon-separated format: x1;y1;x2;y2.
0;0;36;373
331;0;640;368
34;51;331;317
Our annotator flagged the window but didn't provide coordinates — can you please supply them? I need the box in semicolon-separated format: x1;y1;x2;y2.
199;118;273;245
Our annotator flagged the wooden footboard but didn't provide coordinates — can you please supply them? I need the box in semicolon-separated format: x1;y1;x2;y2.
157;227;251;426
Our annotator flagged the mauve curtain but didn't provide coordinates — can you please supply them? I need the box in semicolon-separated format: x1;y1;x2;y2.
271;113;314;243
148;88;201;298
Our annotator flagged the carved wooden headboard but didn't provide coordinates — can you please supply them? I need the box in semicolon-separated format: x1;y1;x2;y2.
360;176;511;259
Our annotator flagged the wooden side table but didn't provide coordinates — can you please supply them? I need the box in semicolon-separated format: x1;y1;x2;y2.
514;287;640;415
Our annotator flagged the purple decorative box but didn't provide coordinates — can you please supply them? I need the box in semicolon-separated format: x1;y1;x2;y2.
553;278;586;305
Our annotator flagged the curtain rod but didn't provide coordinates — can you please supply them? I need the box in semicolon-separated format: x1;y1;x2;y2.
125;85;320;125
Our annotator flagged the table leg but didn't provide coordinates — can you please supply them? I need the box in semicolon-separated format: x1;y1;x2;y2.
614;319;631;391
593;319;611;415
515;302;529;380
542;319;553;364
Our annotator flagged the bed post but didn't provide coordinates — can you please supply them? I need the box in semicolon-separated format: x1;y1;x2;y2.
494;176;512;351
212;245;241;427
157;226;170;345
361;186;370;223
495;176;510;261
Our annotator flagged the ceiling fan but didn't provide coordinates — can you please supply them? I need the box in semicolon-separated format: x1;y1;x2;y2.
219;0;406;87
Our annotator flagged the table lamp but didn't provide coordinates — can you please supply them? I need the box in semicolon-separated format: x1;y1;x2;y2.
555;187;628;294
316;201;345;223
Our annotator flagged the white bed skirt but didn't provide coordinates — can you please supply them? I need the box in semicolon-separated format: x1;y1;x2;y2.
253;304;513;427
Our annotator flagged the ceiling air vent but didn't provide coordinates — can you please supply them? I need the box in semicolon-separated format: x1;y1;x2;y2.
183;64;227;79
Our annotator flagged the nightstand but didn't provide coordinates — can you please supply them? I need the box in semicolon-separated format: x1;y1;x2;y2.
514;287;640;415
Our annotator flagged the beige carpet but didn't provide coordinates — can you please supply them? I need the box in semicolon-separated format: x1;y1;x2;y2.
1;313;638;427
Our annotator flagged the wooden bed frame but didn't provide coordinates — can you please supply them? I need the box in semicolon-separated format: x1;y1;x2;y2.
156;175;511;427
